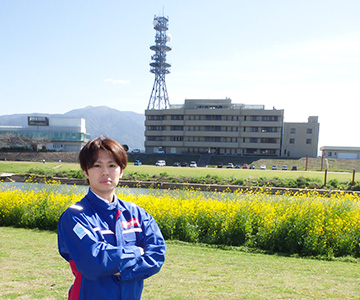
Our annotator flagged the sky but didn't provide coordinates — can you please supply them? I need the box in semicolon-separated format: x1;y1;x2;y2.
1;0;359;150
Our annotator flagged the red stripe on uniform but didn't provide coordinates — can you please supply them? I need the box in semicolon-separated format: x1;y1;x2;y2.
121;218;140;228
68;260;82;300
115;209;122;221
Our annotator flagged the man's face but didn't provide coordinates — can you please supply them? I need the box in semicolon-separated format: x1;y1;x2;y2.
83;150;122;201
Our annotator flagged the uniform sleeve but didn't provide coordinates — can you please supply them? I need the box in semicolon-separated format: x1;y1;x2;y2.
120;208;166;282
57;208;142;281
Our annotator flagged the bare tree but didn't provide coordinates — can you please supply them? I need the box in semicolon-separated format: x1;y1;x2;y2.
0;132;51;151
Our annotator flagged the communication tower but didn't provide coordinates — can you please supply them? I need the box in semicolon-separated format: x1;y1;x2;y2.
148;15;172;110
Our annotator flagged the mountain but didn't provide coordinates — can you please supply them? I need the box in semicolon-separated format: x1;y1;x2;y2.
0;106;145;150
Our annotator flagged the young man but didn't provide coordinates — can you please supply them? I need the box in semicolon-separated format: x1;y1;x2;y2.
58;136;166;300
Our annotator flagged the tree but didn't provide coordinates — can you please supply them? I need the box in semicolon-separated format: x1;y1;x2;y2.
0;132;50;151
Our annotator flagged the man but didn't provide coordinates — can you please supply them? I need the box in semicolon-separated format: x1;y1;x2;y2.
58;136;166;299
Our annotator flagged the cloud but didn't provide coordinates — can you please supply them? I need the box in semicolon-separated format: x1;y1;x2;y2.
104;78;130;85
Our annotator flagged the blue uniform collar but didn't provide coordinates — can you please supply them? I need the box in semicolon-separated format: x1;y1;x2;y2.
86;188;119;211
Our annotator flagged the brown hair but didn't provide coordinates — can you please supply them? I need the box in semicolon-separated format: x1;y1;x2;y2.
79;136;128;172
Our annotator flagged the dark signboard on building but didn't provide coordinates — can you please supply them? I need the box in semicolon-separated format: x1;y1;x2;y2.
28;116;49;126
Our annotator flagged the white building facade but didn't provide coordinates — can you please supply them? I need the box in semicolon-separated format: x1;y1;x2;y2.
0;116;90;152
282;116;320;158
320;146;360;159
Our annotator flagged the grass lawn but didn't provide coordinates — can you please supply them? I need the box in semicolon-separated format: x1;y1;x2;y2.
0;227;359;299
129;165;358;183
0;161;358;183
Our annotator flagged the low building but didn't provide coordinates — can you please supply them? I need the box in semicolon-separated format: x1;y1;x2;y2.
0;116;90;152
320;146;360;159
282;116;320;158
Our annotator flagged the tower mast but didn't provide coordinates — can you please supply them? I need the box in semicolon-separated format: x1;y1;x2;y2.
148;15;171;110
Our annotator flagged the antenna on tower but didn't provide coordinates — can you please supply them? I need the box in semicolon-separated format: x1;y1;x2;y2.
148;15;171;110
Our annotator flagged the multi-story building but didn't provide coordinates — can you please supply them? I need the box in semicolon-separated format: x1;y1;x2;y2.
282;116;320;158
0;116;90;152
145;99;285;156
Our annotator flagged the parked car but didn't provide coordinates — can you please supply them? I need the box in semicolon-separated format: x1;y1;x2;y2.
134;159;142;166
217;163;223;168
189;161;197;168
173;162;180;167
155;149;166;154
227;163;234;168
155;160;166;166
249;164;255;169
282;165;288;170
242;163;248;169
260;165;266;170
235;164;241;169
272;165;277;170
292;165;298;171
131;148;141;153
181;162;188;167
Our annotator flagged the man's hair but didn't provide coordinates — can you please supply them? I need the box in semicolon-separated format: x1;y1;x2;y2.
79;136;128;172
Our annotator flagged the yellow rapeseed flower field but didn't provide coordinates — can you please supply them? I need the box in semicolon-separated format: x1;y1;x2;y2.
0;181;359;258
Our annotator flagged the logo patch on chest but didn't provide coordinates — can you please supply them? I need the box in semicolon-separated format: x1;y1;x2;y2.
73;222;89;240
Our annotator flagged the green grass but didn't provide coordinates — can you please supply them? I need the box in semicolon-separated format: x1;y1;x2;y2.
0;227;359;299
130;165;358;182
0;161;80;174
1;160;358;183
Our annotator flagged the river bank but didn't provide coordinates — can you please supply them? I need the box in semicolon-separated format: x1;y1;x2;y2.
2;173;359;197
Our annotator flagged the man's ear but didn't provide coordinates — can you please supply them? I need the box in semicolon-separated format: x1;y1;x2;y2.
83;170;89;179
119;170;123;179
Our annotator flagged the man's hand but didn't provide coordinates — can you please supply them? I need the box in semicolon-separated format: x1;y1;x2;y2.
113;247;144;276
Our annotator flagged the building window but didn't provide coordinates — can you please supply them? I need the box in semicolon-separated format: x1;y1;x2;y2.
170;126;183;131
205;115;222;121
147;126;164;131
261;127;277;133
249;138;258;143
290;128;296;134
307;128;313;134
262;116;278;121
171;115;184;120
246;148;257;154
290;138;295;144
170;136;183;141
261;138;277;144
250;116;259;121
204;126;221;131
250;127;258;132
204;137;221;142
147;136;164;141
306;139;312;144
147;115;164;120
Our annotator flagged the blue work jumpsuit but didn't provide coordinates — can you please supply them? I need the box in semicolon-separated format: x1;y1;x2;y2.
58;189;166;300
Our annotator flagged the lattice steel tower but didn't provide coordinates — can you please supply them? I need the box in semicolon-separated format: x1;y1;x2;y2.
148;15;172;110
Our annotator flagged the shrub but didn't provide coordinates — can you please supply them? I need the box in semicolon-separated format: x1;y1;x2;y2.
1;183;360;258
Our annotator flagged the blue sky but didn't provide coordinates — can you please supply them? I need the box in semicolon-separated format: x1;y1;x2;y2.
1;1;359;149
